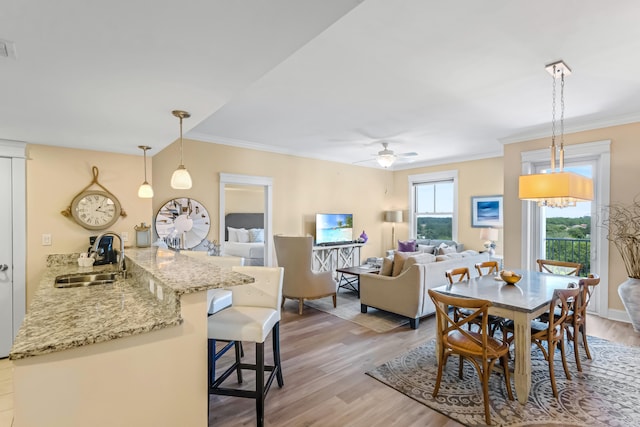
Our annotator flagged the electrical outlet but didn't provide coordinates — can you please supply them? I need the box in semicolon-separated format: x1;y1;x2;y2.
149;279;155;294
42;234;52;246
121;232;128;242
156;285;163;301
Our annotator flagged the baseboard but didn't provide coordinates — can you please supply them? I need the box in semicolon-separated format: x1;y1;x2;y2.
607;308;631;324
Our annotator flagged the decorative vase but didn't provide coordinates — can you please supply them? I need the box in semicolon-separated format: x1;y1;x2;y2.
618;277;640;332
359;230;368;243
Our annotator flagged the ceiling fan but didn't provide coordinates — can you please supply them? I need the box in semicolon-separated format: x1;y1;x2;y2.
358;142;418;168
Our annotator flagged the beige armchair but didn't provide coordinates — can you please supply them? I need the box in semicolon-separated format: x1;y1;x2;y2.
360;264;427;329
273;235;337;315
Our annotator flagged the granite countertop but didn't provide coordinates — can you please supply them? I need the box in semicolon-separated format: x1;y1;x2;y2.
10;247;253;360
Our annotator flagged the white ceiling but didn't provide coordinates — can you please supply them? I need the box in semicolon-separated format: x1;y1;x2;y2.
3;1;640;169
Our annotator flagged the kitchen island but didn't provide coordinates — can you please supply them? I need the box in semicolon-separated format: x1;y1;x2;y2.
10;247;253;427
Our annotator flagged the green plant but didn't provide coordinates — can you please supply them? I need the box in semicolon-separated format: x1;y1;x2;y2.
604;200;640;279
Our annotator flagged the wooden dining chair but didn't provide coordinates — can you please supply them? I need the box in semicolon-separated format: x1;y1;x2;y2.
565;274;600;371
502;287;580;398
428;289;513;425
536;259;582;276
445;267;470;284
475;261;499;277
446;267;502;336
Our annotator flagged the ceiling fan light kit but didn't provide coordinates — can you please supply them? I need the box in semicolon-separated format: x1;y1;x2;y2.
170;110;193;190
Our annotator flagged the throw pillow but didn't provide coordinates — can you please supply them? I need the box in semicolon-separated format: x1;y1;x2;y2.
438;243;456;255
417;244;436;255
248;228;264;243
398;239;417;252
235;228;250;243
379;257;394;276
435;255;451;262
227;227;239;242
392;251;411;276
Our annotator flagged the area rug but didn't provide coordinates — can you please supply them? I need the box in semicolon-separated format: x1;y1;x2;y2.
304;291;409;333
367;337;640;426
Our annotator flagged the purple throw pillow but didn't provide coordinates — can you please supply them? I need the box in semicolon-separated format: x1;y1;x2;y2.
398;239;417;252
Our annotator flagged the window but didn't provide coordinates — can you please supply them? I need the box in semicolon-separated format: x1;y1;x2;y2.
521;140;610;317
408;171;458;241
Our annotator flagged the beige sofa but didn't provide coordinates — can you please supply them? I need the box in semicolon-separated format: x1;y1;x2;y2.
360;251;490;329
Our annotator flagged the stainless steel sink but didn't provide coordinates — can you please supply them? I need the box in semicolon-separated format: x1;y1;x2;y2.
54;272;118;288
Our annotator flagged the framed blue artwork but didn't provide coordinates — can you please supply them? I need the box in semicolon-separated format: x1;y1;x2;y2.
471;195;503;228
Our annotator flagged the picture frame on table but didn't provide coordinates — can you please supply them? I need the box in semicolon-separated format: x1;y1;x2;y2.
471;195;503;228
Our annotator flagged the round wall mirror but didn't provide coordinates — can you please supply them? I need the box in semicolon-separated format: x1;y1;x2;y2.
155;198;210;249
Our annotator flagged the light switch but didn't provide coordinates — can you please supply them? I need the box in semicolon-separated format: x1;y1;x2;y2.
42;234;52;246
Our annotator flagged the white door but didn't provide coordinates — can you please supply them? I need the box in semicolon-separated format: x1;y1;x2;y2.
522;141;611;318
0;157;13;357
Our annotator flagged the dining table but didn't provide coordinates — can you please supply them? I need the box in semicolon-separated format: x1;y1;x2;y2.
431;269;578;404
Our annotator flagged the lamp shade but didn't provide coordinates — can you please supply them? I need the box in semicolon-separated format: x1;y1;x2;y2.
479;228;499;242
137;182;154;198
519;171;593;204
170;165;192;190
385;210;403;223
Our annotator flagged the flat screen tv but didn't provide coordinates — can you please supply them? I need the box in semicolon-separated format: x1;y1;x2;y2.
315;213;353;245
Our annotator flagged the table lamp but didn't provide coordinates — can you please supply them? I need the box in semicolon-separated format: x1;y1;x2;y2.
479;228;499;256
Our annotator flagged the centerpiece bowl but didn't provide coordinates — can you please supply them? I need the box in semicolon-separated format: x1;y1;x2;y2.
500;270;522;285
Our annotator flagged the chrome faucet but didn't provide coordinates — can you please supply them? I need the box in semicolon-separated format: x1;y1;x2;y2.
90;231;127;278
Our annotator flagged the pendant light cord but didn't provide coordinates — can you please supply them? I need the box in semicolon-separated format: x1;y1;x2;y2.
143;147;149;182
179;115;184;166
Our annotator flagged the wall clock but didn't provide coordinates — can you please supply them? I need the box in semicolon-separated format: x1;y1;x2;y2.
155;198;210;249
61;166;127;230
71;190;122;230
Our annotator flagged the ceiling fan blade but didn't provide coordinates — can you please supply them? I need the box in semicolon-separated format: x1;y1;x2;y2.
352;158;376;165
398;152;418;158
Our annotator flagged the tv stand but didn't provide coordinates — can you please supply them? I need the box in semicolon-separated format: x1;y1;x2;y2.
312;243;364;276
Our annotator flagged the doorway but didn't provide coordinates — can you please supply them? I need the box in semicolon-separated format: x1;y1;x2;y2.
219;173;273;266
521;140;610;318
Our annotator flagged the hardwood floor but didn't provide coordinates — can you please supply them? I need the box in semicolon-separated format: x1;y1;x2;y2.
208;303;640;427
1;305;638;427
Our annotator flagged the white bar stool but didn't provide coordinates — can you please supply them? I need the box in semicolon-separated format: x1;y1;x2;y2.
207;266;284;427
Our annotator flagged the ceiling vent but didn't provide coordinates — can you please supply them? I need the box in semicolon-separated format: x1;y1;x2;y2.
0;39;17;59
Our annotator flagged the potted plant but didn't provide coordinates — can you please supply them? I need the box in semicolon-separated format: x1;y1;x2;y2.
604;199;640;332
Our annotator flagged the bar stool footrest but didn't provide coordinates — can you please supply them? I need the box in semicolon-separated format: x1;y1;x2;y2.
210;362;280;398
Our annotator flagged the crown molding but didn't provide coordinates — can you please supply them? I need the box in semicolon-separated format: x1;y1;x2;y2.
500;112;640;145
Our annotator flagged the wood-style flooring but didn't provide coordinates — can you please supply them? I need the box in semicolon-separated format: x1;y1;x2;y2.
1;303;638;427
208;303;640;427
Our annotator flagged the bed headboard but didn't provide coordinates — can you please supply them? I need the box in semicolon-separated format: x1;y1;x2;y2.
225;213;264;241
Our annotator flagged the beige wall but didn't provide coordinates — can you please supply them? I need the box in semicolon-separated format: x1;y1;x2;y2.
225;184;265;214
26;144;152;304
503;122;640;312
28;122;637;315
392;157;505;253
152;139;395;263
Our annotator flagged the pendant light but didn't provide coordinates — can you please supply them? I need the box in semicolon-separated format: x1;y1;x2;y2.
519;61;593;208
170;109;192;189
137;145;154;198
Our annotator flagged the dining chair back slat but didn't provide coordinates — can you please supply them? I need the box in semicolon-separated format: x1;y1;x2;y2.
428;289;513;425
536;259;582;276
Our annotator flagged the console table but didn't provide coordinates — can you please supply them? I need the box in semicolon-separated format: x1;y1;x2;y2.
312;243;364;277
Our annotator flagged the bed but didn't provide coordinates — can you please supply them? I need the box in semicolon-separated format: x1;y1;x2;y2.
224;213;265;266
